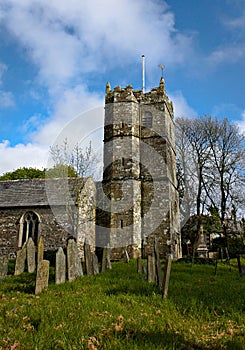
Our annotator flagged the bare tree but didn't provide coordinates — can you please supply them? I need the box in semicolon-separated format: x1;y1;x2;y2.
46;139;99;241
203;117;245;240
176;115;245;251
176;117;211;232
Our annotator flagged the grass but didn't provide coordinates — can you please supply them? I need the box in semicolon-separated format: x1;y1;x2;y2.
0;258;245;350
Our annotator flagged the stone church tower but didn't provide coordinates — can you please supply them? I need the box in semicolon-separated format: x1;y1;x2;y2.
99;77;181;259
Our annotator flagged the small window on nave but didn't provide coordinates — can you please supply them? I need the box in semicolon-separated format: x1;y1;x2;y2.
141;111;153;128
18;211;40;247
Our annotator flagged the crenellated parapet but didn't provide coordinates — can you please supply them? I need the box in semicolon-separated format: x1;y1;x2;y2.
105;78;174;119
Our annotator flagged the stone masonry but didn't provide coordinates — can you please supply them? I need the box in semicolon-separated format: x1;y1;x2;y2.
97;78;181;259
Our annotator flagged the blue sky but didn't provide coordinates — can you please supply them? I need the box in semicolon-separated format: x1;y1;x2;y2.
0;0;244;174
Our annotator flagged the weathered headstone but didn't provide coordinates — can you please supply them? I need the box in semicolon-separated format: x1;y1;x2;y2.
55;247;66;284
101;244;112;272
37;236;44;266
162;255;172;298
14;244;27;275
137;257;142;274
0;257;8;280
67;239;83;282
147;254;156;283
35;260;50;294
106;244;112;270
76;250;83;278
92;253;99;275
84;240;93;275
154;237;163;288
27;237;36;273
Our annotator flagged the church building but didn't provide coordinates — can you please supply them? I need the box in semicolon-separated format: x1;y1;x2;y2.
0;78;181;260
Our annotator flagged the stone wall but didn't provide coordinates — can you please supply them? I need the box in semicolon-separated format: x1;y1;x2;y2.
0;206;70;257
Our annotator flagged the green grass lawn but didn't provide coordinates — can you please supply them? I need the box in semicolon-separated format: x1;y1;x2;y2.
0;259;244;350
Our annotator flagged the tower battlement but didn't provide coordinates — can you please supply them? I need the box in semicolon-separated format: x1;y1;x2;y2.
105;78;174;119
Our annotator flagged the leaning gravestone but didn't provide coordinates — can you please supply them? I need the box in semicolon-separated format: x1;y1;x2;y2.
162;255;172;298
55;247;66;285
27;237;36;273
37;236;44;266
67;239;83;282
0;257;8;280
35;260;50;294
14;243;27;275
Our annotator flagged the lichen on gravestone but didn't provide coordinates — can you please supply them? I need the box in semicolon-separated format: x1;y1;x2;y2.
27;237;36;273
35;259;50;294
37;236;44;266
55;247;66;285
67;239;83;282
14;243;27;275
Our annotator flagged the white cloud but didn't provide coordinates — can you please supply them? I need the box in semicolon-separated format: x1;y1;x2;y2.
169;91;197;119
0;90;15;108
0;62;7;85
0;62;15;108
31;84;104;146
0;0;193;92
207;45;245;66
0;140;49;173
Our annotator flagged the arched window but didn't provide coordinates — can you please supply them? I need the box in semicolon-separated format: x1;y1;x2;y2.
141;111;152;128
18;211;40;247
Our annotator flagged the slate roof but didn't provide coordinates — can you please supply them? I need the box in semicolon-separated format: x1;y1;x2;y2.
0;178;86;208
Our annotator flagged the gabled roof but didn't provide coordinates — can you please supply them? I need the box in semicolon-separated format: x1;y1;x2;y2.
0;178;88;208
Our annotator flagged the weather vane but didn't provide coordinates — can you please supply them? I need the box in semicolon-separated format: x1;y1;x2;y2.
158;64;165;78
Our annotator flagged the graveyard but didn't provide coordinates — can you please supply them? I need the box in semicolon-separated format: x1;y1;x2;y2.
0;245;245;350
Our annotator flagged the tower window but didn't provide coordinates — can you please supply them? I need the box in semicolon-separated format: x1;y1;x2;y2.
141;112;152;128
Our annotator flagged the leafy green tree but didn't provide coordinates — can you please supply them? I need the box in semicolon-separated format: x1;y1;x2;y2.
0;167;45;180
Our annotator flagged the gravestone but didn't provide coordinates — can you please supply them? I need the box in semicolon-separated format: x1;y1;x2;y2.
0;257;8;280
67;239;83;282
162;255;172;298
137;257;142;274
35;260;50;294
55;247;66;284
27;237;36;273
76;249;83;277
84;240;93;275
101;244;112;272
14;244;27;275
147;254;156;283
154;237;163;288
37;236;44;266
92;253;99;275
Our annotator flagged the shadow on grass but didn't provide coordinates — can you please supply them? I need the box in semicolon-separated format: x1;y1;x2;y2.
110;327;245;350
1;273;36;294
